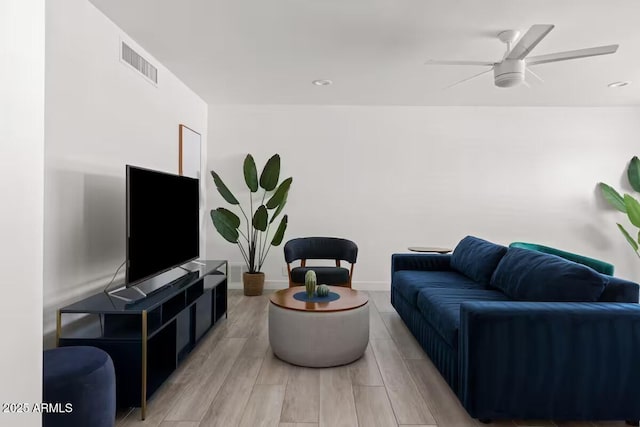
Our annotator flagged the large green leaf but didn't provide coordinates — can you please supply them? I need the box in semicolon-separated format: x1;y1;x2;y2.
210;209;239;243
217;207;240;229
243;154;258;192
617;223;639;252
259;154;281;191
270;193;287;224
210;171;239;205
270;215;288;246
599;183;627;213
628;156;640;192
624;194;640;227
252;205;268;231
266;177;293;209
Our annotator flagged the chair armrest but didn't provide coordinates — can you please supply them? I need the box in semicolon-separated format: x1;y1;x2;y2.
391;253;452;278
458;301;640;420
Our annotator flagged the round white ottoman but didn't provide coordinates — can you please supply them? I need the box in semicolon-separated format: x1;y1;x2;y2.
268;287;369;368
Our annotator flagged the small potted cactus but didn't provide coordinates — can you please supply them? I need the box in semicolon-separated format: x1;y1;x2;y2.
305;270;317;299
317;284;330;297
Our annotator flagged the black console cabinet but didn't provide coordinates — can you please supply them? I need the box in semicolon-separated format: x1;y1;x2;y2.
57;260;227;420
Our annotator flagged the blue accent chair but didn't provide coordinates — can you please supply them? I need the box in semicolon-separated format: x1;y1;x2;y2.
284;237;358;287
391;236;640;423
43;346;116;427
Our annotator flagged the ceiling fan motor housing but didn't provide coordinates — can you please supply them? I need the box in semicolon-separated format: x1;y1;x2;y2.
494;59;525;87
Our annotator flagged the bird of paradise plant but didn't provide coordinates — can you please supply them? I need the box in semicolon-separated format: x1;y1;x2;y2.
599;156;640;258
210;154;291;273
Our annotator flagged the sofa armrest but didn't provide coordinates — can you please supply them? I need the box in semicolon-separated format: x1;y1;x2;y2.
600;276;640;302
459;301;640;420
391;253;452;278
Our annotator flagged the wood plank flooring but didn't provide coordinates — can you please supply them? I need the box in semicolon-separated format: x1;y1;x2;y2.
118;290;629;427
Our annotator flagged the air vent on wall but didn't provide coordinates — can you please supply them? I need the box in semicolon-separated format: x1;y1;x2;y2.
121;41;158;85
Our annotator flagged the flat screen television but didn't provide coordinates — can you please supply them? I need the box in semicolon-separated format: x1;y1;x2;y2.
126;165;200;286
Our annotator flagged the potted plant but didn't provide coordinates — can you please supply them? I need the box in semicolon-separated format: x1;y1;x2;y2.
599;156;640;257
210;154;292;295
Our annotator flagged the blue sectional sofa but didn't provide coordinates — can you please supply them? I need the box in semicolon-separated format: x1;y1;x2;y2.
391;236;640;423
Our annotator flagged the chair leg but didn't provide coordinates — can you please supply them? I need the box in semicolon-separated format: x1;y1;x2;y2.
286;263;293;288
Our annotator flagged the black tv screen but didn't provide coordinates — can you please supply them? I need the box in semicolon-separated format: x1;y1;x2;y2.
126;165;200;285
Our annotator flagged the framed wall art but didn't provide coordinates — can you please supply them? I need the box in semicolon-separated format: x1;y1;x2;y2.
179;124;201;179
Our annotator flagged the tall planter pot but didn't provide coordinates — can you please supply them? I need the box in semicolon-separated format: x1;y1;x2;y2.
243;272;265;296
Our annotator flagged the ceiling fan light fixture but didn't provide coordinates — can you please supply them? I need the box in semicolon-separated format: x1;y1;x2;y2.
312;79;332;86
493;60;525;88
495;73;524;88
608;81;630;88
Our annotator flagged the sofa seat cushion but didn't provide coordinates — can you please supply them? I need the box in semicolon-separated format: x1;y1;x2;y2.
450;236;507;285
416;287;510;349
291;266;350;285
490;247;606;302
392;270;485;306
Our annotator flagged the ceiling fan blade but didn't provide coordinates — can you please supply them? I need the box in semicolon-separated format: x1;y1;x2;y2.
506;24;555;60
426;59;494;66
526;67;544;83
446;68;493;89
526;44;619;66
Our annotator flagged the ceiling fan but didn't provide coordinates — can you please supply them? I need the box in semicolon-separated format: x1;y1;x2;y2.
425;24;618;88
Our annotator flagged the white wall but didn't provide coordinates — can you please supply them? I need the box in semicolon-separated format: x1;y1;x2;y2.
0;0;44;425
206;106;640;288
44;0;208;343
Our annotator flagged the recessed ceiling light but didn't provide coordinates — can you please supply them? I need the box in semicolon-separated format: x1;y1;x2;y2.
312;79;332;86
608;81;630;88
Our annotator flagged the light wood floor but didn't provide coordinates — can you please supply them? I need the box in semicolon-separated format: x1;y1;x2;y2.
117;290;628;427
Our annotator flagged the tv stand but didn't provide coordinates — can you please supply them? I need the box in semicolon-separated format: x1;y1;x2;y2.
57;260;227;420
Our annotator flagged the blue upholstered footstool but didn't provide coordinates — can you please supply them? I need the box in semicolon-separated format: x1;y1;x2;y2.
43;346;116;427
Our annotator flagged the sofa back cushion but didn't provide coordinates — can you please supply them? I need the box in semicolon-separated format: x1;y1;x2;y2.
490;247;606;302
450;236;507;285
509;241;614;275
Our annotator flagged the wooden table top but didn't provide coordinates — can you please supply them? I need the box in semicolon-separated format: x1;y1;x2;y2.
407;246;452;253
269;286;369;312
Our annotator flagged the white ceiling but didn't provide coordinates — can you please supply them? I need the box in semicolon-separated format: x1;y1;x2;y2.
90;0;640;106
